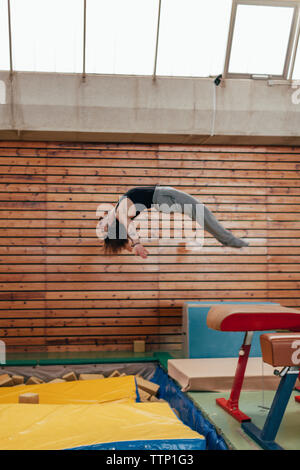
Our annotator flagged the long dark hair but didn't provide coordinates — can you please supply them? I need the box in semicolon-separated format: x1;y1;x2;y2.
104;218;128;254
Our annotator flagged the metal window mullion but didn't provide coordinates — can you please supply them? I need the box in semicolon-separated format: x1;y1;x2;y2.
153;0;162;80
288;5;300;79
236;0;299;8
282;4;299;79
222;0;238;79
226;72;285;79
7;0;13;78
82;0;87;80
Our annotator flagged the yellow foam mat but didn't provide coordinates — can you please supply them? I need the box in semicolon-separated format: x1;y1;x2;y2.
0;376;137;404
0;402;205;450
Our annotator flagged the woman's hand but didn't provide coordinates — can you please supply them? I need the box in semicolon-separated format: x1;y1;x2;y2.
124;240;148;259
133;243;149;259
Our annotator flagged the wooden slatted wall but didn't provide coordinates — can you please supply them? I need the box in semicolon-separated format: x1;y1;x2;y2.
1;140;300;353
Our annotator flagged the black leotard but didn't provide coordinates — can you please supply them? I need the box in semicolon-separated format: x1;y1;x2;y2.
116;186;156;219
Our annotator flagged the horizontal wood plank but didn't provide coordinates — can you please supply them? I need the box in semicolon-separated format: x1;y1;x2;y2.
1;141;300;353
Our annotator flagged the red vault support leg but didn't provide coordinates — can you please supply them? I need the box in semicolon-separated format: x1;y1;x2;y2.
216;331;253;423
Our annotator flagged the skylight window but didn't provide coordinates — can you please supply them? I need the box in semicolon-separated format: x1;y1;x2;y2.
224;1;297;79
156;0;232;77
10;0;83;73
1;0;300;81
0;0;10;71
85;0;158;75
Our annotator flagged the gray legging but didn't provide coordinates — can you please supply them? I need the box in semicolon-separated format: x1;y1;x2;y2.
152;186;248;248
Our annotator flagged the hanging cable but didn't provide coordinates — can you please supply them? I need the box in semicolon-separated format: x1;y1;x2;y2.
210;80;217;137
210;74;222;137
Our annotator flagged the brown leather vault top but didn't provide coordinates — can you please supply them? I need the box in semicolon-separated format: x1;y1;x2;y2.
260;333;300;367
206;304;300;332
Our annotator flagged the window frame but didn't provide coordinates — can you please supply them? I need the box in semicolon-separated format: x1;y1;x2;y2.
223;0;300;80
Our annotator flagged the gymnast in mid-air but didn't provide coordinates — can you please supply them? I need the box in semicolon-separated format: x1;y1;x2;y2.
96;185;249;259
